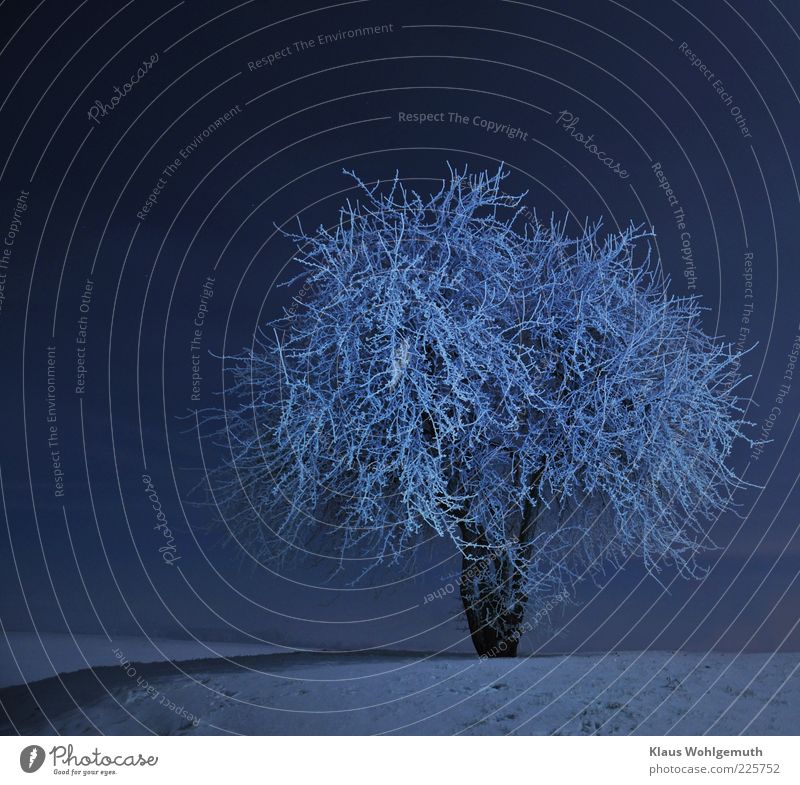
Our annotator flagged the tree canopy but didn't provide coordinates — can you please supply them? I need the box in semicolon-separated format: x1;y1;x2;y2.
208;167;751;635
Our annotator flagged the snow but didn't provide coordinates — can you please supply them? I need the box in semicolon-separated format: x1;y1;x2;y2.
0;631;283;689
1;641;797;735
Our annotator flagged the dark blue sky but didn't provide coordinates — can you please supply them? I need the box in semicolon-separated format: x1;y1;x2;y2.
1;0;799;656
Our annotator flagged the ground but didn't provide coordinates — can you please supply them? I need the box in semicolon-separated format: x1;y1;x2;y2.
1;644;797;735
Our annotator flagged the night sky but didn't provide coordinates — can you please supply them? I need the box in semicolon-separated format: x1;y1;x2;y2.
1;0;800;661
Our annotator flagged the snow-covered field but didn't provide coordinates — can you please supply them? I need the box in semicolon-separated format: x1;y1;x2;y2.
2;642;797;735
0;632;284;689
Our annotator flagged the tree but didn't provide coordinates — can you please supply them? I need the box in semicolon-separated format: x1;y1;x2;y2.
207;167;751;658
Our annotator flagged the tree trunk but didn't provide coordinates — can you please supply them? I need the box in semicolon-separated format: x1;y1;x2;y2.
459;546;527;657
458;476;540;658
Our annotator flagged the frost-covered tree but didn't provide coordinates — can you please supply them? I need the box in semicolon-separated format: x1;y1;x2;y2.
208;167;751;658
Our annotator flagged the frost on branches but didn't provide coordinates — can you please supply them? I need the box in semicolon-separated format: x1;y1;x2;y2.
206;167;752;657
